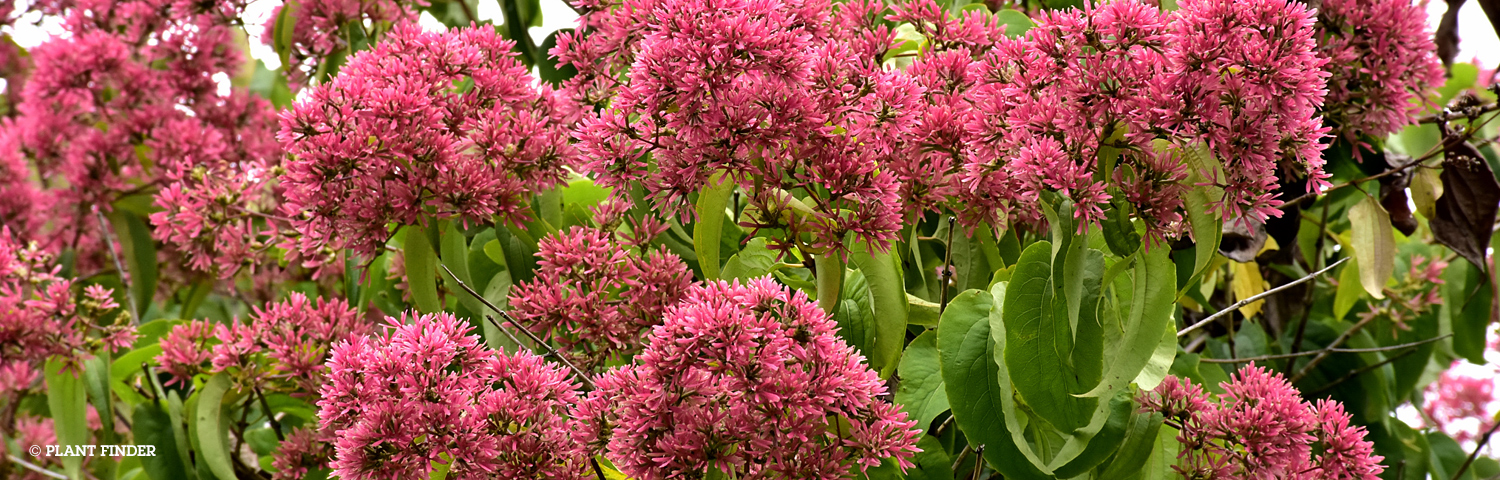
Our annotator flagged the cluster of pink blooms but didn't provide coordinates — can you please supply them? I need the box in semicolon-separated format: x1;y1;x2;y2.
584;278;920;479
1356;254;1446;327
155;292;371;393
278;23;578;262
1423;330;1500;445
0;228;135;372
317;312;596;480
1140;364;1384;480
560;0;905;254
508;218;695;370
265;0;423;88
0;0;281;275
1314;0;1446;141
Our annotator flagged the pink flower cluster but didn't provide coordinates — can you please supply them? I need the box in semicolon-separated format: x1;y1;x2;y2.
279;23;578;261
508;224;694;370
560;0;905;254
1314;0;1446;141
0;228;135;371
317;312;596;480
585;278;920;479
265;0;424;88
1164;0;1331;223
0;0;281;273
1140;364;1384;480
1423;330;1500;445
155;292;370;392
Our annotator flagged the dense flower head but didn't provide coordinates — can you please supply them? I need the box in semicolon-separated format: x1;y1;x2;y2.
0;228;134;370
317;311;595;480
962;0;1180;235
1424;352;1500;445
154;292;370;392
264;0;424;88
562;0;907;255
585;278;920;479
508;224;694;371
1139;364;1384;480
1314;0;1445;141
279;22;578;261
1165;0;1330;223
271;426;336;480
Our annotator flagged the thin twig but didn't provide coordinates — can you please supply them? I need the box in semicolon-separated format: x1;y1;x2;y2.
254;386;285;442
1289;314;1377;384
1199;335;1451;364
1179;258;1348;337
1453;420;1500;480
1306;345;1424;396
439;264;596;389
94;208;140;324
1419;102;1500;124
7;455;68;480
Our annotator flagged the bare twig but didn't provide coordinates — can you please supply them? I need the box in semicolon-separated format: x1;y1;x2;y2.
94;208;140;324
1306;346;1426;396
1289;314;1378;384
6;455;68;480
1419;102;1500;124
439;264;596;389
1453;419;1500;480
1199;334;1450;364
1179;257;1348;338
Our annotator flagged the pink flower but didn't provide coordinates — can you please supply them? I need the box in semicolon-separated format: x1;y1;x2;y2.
1139;364;1384;480
318;312;596;480
1165;0;1331;223
508;225;695;371
586;278;920;479
0;228;134;371
279;23;576;261
263;0;423;88
1315;0;1446;141
271;427;336;480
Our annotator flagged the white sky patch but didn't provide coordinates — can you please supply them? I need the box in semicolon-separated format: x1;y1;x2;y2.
1426;0;1500;68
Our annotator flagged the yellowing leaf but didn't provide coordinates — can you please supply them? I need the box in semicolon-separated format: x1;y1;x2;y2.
1349;194;1395;299
1230;261;1266;319
1410;167;1443;220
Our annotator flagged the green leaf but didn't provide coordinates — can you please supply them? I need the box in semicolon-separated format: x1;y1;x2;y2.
194;372;238;480
894;331;949;432
1047;389;1135;478
1180;142;1223;293
1454;262;1494;364
479;270;516;352
908;294;941;326
815;253;844;314
429;454;453;480
404;223;442;313
1332;258;1363;320
995;9;1033;38
271;0;300;69
1095;411;1164;479
108;210;159;317
1083;246;1174;397
1132;318;1178;391
904;436;955;480
1102;198;1141;257
849;248;908;377
720;238;783;282
83;354;118;474
694;171;734;281
937;290;1050;480
438;222;485;317
1002;241;1095;432
537;30;579;85
46;358;88;480
1429;431;1474;480
1349;194;1395;299
133;402;193;480
834;268;876;356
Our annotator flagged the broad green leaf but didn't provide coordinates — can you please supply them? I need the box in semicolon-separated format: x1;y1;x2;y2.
1095;411;1164;479
1132;319;1178;391
108;210;159;317
195;372;238;480
1048;389;1135;478
180;278;212;321
482;239;506;266
907;294;941;326
937;290;1049;480
429;454;452;480
480;270;516;352
904;436;955;480
1333;258;1363;320
815;254;844;314
83;353;118;478
834;268;876;356
271;0;300;69
1429;431;1474;480
1453;262;1494;364
133;402;194;480
949;226;996;294
720;238;785;282
1102;198;1141;257
404;223;442;313
1349;194;1394;299
1179;142;1223;293
438;222;485;317
849;248;908;377
996;9;1033;38
561;177;611;208
894;331;949;432
166;391;194;478
694;172;734;280
46;357;88;480
1002;241;1095;432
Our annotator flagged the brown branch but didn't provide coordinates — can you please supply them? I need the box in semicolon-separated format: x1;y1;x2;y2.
1178;257;1348;338
1199;334;1451;364
1453;419;1500;480
1289;314;1378;384
438;264;596;389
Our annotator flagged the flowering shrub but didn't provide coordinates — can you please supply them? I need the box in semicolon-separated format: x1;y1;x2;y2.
0;0;1495;479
